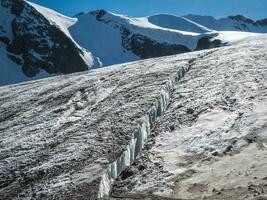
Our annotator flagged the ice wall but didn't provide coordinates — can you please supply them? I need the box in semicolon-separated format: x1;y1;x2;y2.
97;64;190;198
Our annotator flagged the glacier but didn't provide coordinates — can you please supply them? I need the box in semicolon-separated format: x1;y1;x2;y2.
112;35;267;200
98;64;191;198
0;34;267;200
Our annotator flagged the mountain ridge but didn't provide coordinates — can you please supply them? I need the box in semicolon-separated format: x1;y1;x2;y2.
0;0;266;86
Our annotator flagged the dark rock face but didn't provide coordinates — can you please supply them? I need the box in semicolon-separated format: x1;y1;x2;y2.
228;15;255;24
90;10;191;60
121;27;191;59
91;9;107;21
0;36;10;44
229;15;267;27
89;10;223;61
256;18;267;26
195;36;222;50
1;0;89;77
122;30;222;58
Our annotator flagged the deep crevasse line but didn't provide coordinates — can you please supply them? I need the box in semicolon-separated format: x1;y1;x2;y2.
97;64;191;198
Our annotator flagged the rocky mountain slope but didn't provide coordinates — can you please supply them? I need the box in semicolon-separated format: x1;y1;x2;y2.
0;34;266;199
1;0;266;86
0;0;101;86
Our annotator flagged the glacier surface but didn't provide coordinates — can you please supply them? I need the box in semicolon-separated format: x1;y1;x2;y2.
0;35;267;200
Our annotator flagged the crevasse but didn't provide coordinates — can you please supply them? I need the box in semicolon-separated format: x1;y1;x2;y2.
97;64;190;198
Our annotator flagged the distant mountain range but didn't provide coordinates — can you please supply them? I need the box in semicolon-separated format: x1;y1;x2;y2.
0;0;266;86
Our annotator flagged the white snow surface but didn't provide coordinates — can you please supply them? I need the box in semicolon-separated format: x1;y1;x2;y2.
78;11;216;50
0;4;14;40
68;10;264;66
147;14;212;33
68;11;216;66
213;31;263;45
69;12;139;66
26;1;77;39
184;14;267;33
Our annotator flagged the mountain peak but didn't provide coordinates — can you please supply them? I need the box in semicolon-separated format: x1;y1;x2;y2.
1;1;267;86
90;9;108;21
256;18;267;26
228;15;255;24
73;11;85;17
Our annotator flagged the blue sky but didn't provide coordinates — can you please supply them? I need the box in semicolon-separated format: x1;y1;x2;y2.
29;0;267;20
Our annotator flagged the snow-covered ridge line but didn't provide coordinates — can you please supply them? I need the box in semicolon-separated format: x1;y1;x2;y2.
97;63;192;198
2;1;265;86
97;11;217;50
25;0;77;39
25;0;101;68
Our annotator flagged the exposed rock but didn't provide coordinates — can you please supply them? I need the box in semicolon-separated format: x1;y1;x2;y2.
228;15;255;24
257;18;267;26
195;36;222;50
0;0;101;86
1;2;266;86
4;0;89;76
121;27;191;59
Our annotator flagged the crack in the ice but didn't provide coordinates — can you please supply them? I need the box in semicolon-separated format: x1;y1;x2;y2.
98;49;219;198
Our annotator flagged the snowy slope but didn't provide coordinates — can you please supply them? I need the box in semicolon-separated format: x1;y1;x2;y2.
0;2;54;85
0;0;101;86
212;31;263;45
147;14;212;33
1;34;266;199
184;14;267;33
69;10;217;66
0;43;52;86
26;1;77;39
69;12;139;66
0;4;23;85
21;5;267;68
24;2;225;67
26;1;101;67
69;10;265;66
1;0;266;86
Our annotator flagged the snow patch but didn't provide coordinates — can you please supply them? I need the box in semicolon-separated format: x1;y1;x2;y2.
0;4;15;40
147;14;212;33
213;31;263;45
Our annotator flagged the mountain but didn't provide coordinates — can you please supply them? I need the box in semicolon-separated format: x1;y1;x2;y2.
0;34;266;199
68;10;219;66
184;14;267;32
0;0;266;86
0;0;101;86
